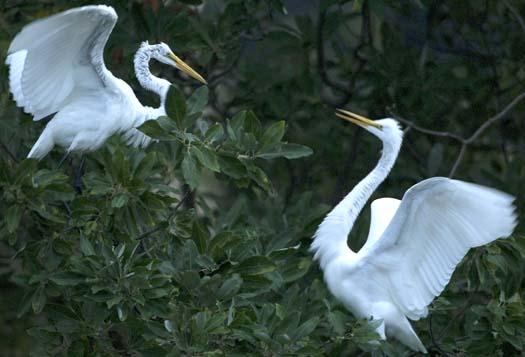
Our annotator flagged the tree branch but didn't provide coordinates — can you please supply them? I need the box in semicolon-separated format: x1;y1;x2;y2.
503;0;525;33
390;91;525;177
396;117;464;143
207;46;243;86
449;143;467;178
428;314;448;355
464;91;525;144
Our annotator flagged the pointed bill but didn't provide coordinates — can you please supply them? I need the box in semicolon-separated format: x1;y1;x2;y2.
168;52;207;84
335;109;382;128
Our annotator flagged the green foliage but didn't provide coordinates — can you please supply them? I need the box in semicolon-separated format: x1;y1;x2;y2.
1;1;525;356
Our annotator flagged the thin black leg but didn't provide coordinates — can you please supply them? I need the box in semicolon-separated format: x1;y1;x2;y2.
57;152;70;168
74;156;86;194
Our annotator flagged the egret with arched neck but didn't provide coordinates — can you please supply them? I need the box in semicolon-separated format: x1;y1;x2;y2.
311;109;517;353
6;5;206;160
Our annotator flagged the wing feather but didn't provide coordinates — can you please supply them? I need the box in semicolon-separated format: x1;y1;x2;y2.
122;128;154;148
362;197;401;251
6;5;118;120
359;177;517;319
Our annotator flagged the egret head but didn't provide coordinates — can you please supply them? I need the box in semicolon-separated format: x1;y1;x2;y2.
147;42;207;84
336;109;403;147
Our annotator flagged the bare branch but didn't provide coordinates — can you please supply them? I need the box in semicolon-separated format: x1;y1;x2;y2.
449;143;467;178
207;46;243;86
396;116;464;143
428;315;448;355
391;91;525;177
465;91;525;144
503;0;525;33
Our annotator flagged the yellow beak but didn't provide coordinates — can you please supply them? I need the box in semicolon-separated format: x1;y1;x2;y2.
168;52;207;85
335;109;382;128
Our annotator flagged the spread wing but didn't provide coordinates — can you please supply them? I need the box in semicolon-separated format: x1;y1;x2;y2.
358;177;517;320
6;5;118;120
360;197;400;252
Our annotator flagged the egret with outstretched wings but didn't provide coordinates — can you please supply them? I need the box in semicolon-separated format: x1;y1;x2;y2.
311;109;517;352
6;5;206;160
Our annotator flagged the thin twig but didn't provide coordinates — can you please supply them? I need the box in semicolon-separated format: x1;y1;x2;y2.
135;190;192;240
503;0;525;33
452;91;525;176
208;48;243;86
437;296;474;341
391;91;525;178
449;143;467;178
396;117;464;143
464;91;525;144
428;314;449;355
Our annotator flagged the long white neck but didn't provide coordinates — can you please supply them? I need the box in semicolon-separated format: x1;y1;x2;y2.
311;136;402;269
134;45;170;106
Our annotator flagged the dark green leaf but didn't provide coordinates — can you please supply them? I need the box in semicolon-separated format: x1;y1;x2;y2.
181;152;201;189
32;286;46;314
6;205;22;234
192;221;209;254
111;193;129;208
187;85;209;114
49;273;85;286
165;85;187;126
233;256;276;276
137;120;176;140
218;156;246;179
427;143;444;176
245;111;262;138
292;317;320;340
80;236;95;256
217;274;243;300
192;146;220;172
205;123;224;142
257;143;313;160
261;121;286;146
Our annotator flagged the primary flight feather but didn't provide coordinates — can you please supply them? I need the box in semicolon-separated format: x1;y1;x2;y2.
311;109;517;353
6;5;206;159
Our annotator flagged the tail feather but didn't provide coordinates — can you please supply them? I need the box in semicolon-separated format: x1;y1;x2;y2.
27;128;54;160
393;320;427;353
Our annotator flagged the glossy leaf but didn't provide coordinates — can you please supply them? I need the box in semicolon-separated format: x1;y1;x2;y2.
165;85;187;126
181;153;201;189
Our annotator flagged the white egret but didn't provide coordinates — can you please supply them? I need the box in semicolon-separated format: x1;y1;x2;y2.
311;109;517;353
6;5;206;160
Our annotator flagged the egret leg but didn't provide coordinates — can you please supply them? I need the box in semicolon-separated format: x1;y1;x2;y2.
74;156;86;194
57;152;70;168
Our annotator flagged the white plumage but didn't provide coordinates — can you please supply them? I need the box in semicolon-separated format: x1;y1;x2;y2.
6;5;206;159
311;109;517;353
